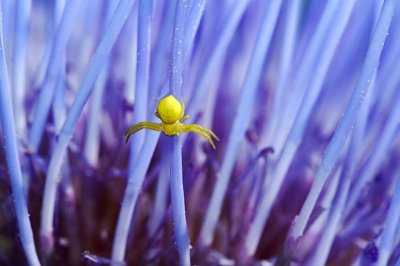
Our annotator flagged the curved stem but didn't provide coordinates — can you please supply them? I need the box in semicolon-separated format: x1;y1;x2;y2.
290;0;398;240
0;6;40;265
40;0;137;254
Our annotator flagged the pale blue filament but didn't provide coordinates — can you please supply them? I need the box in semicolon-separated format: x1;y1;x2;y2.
353;72;376;152
186;0;251;116
112;0;206;262
288;0;357;148
28;0;80;153
290;0;398;240
169;1;190;265
52;71;67;138
51;67;75;211
150;0;205;109
128;0;153;164
395;209;400;246
32;4;56;90
376;173;400;266
149;0;205;240
265;0;300;144
307;126;360;266
111;129;161;263
1;0;14;53
343;22;400;215
40;0;136;252
12;0;31;136
169;136;191;266
244;1;357;255
12;0;33;198
183;0;206;64
199;0;283;247
346;90;400;215
271;0;340;152
169;0;186;97
121;0;152;255
148;0;176;111
122;6;138;104
84;0;120;167
148;136;170;236
0;6;40;265
83;70;108;166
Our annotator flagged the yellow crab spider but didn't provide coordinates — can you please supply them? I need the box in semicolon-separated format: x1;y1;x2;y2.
124;95;219;149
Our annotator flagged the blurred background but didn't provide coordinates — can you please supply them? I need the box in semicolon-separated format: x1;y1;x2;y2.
0;0;399;265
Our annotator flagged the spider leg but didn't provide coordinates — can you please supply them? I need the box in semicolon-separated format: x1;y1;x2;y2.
180;115;190;122
178;99;189;121
181;125;217;149
185;124;219;141
123;122;162;143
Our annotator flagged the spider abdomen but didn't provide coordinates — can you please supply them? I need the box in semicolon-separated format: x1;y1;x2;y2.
156;95;182;124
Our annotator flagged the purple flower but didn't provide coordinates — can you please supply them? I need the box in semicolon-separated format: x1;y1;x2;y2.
0;1;399;265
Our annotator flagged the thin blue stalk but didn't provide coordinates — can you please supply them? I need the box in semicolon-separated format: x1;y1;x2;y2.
54;0;67;22
182;0;206;64
111;130;161;263
169;137;190;266
199;0;283;247
147;0;176;109
340;207;383;248
49;0;76;221
12;0;31;136
120;0;152;251
128;0;152;164
13;0;32;197
52;71;67;130
51;65;75;204
288;0;357;149
169;0;186;97
246;0;356;252
0;7;40;265
265;0;300;144
162;0;205;107
307;128;360;266
32;4;56;90
244;1;357;255
83;71;108;167
376;174;400;266
346;91;400;215
169;1;190;265
290;0;398;240
271;0;340;152
186;0;251;116
367;24;400;144
308;166;341;234
373;46;400;119
1;0;14;54
83;0;120;167
28;0;80;153
244;144;295;256
311;177;350;266
111;0;205;260
148;136;170;236
40;0;136;253
353;72;375;152
122;6;138;104
395;209;400;246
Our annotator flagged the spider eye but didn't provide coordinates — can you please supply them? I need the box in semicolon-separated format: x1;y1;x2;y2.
156;95;182;123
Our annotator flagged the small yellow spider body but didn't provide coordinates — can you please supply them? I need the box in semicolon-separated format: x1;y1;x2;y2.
124;95;219;149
